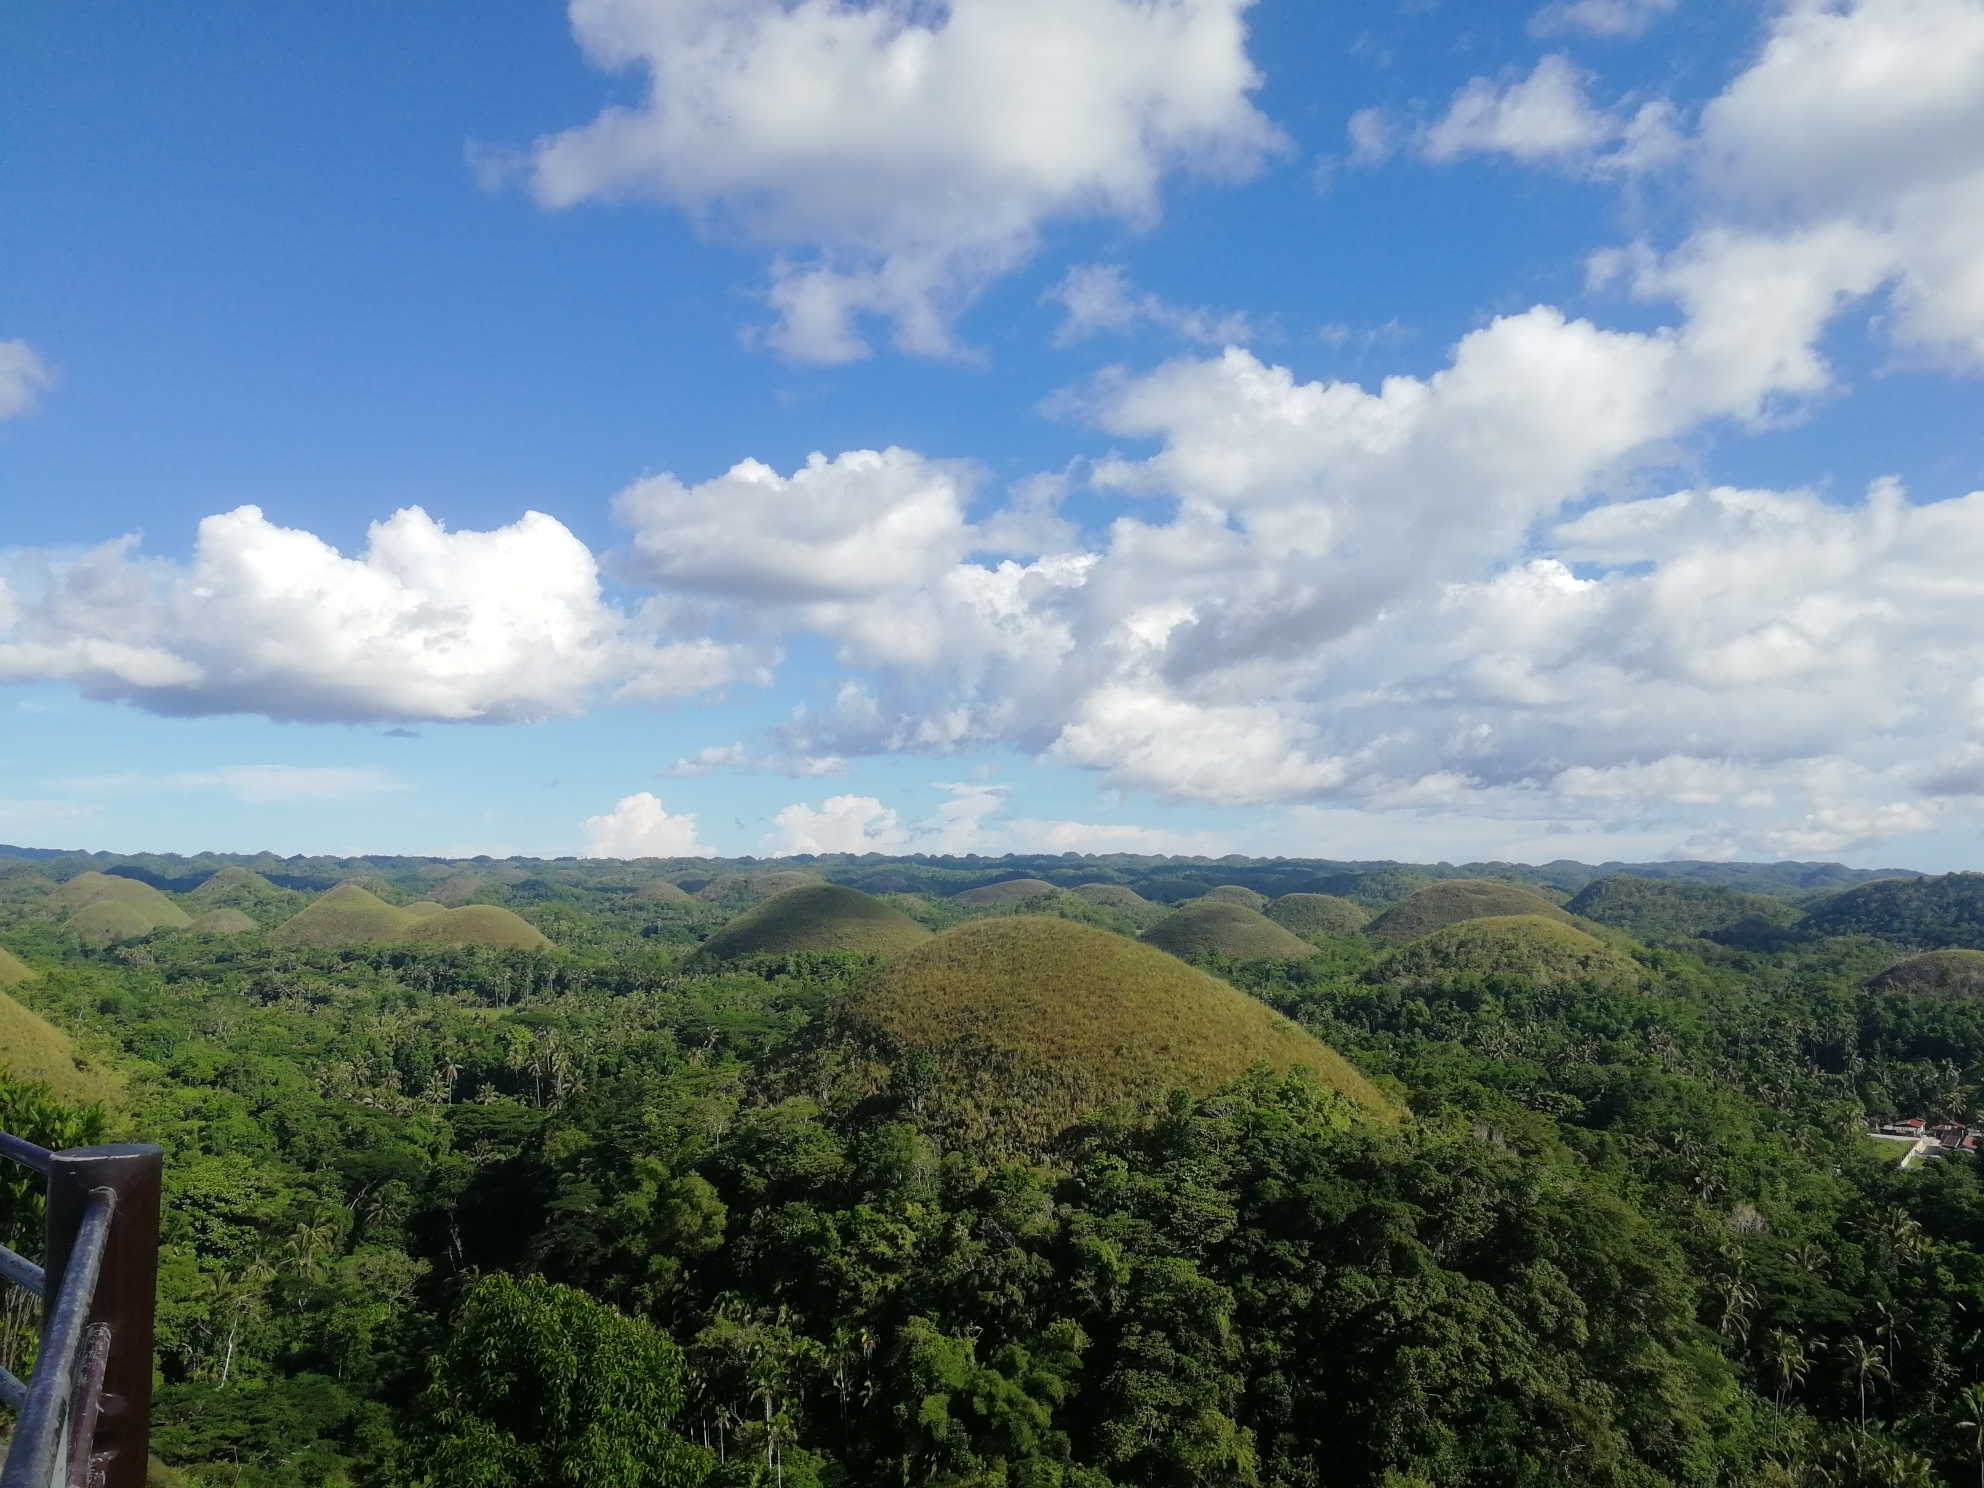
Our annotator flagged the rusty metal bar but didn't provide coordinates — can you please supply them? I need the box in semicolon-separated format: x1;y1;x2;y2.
64;1324;112;1488
2;1188;113;1488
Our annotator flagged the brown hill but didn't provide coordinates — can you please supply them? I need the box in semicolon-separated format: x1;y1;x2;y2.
0;947;37;985
398;905;551;950
1140;900;1317;961
634;880;692;902
953;878;1060;907
696;885;932;960
1366;880;1575;943
56;873;191;931
0;988;120;1107
1266;894;1371;935
270;884;421;948
1200;885;1268;909
1864;949;1984;999
838;917;1397;1151
1383;916;1642;987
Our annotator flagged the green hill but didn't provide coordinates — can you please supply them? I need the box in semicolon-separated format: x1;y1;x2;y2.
0;946;37;985
698;871;823;909
71;900;159;942
432;875;487;905
1383;915;1643;987
1864;949;1984;998
1200;885;1268;909
0;987;120;1107
270;884;421;948
697;885;932;960
403;902;447;919
56;872;192;931
1140;900;1317;961
1565;875;1800;943
633;880;692;902
1803;873;1984;948
837;916;1396;1149
1265;893;1370;935
1075;884;1152;911
398;906;551;950
1366;880;1574;943
185;908;258;935
184;866;307;925
953;878;1059;907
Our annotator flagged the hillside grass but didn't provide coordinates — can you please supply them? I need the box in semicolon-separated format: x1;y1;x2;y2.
1200;885;1268;909
633;880;692;902
56;872;191;930
839;916;1396;1152
698;871;823;909
1266;893;1371;935
399;905;551;950
183;866;309;925
0;946;36;985
270;884;420;948
71;900;160;942
0;987;120;1107
1075;884;1152;911
1140;900;1317;961
1381;915;1643;987
952;878;1059;907
1565;875;1801;944
185;908;258;935
1864;949;1984;999
1366;879;1576;943
696;885;932;961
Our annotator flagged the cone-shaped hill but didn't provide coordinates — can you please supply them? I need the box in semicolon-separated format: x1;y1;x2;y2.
1266;893;1371;935
1383;915;1642;987
56;873;191;932
71;901;158;942
838;917;1396;1151
184;866;305;924
271;884;419;947
400;906;550;950
0;987;119;1107
0;946;36;985
952;878;1059;907
698;871;823;909
634;879;693;902
186;909;258;935
1865;949;1984;998
1140;900;1317;961
697;885;932;961
1200;885;1268;909
1366;879;1575;943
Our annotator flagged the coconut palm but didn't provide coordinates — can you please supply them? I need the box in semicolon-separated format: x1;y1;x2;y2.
1762;1330;1811;1415
1955;1381;1984;1488
1839;1336;1890;1427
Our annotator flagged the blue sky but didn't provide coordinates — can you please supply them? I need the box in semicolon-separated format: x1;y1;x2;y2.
3;0;1983;866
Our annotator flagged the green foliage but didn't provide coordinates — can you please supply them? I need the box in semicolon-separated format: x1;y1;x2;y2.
1808;874;1984;949
404;1273;708;1487
1365;879;1578;942
1568;875;1805;945
1379;914;1645;987
1865;949;1984;998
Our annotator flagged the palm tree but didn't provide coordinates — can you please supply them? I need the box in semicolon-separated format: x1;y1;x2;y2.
1840;1336;1890;1427
1955;1381;1984;1488
1762;1331;1811;1415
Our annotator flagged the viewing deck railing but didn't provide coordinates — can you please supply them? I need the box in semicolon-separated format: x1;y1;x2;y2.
0;1138;160;1488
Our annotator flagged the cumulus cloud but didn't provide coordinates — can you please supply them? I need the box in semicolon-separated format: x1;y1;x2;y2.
0;505;755;723
1046;265;1253;346
525;0;1284;360
1417;55;1682;172
765;783;1231;855
0;341;52;420
581;792;714;857
766;794;910;854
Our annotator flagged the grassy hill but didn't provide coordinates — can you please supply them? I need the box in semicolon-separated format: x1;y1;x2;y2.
1382;915;1643;987
1864;949;1984;998
186;908;258;935
1140;900;1318;961
56;872;192;931
953;878;1059;907
1566;875;1801;944
71;900;161;942
1366;880;1574;942
0;987;119;1107
696;885;932;960
0;946;36;985
697;871;824;910
1075;884;1151;911
270;884;422;948
184;866;308;925
1265;893;1370;935
1804;873;1984;948
633;880;692;903
837;916;1396;1150
1200;885;1268;909
399;906;550;950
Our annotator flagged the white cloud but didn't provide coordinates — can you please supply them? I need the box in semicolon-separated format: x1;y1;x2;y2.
0;342;51;420
1422;55;1616;165
765;794;909;854
765;782;1232;855
581;792;715;857
0;505;756;723
0;798;98;841
526;0;1284;360
1529;0;1674;38
1046;265;1253;346
56;765;405;804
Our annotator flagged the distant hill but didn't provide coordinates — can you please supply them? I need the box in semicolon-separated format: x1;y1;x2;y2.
695;885;931;960
633;880;692;903
1383;916;1643;987
837;916;1397;1150
1366;881;1574;943
1566;875;1802;944
1265;894;1370;935
184;866;309;925
185;908;258;935
271;884;420;948
952;878;1059;907
56;872;191;933
1074;884;1152;911
697;871;823;909
1140;900;1317;961
399;906;550;950
1200;885;1268;909
1864;949;1984;998
1804;873;1984;949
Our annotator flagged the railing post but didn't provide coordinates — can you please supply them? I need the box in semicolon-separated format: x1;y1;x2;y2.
42;1147;161;1488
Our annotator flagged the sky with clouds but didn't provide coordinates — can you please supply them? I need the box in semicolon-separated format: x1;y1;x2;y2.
3;0;1983;866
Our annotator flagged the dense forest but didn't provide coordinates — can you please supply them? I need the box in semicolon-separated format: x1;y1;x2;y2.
2;847;1984;1488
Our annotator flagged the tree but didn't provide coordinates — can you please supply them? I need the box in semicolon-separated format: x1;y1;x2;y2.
1955;1382;1984;1488
1839;1338;1890;1429
1762;1331;1811;1416
404;1273;709;1488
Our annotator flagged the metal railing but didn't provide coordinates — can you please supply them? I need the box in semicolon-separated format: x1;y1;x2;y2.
0;1139;160;1488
